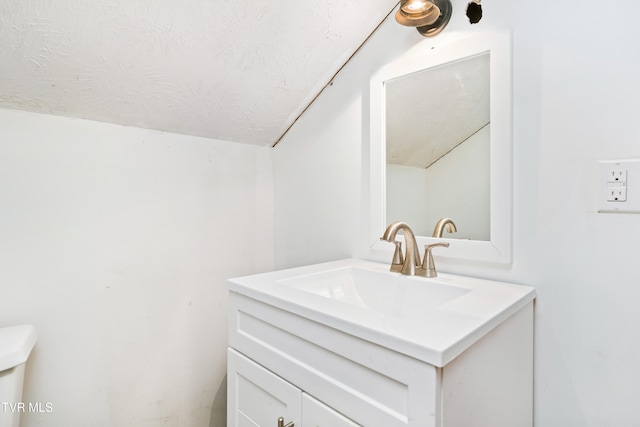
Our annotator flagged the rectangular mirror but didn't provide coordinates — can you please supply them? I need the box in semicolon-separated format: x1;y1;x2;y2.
369;31;512;263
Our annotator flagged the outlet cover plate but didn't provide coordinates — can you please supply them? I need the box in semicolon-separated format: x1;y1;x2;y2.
599;159;640;213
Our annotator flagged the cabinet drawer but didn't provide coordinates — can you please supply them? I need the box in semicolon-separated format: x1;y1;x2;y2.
229;293;440;427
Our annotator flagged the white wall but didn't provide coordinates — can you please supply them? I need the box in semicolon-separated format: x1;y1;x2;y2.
386;164;430;235
0;108;273;426
274;0;640;425
387;125;490;239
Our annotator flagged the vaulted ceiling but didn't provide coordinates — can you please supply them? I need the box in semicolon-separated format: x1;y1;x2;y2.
0;0;397;146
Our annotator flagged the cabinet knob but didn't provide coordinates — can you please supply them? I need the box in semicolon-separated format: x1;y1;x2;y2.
277;416;294;427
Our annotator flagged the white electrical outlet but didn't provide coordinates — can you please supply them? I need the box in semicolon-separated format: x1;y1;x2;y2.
599;159;640;213
606;184;627;202
607;168;628;184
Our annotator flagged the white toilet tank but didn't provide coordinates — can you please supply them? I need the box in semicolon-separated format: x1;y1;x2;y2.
0;325;37;427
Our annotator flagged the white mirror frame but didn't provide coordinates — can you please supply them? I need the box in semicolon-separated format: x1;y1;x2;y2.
369;30;512;263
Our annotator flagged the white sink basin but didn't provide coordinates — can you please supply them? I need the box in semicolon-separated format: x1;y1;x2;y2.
228;259;535;366
277;265;470;319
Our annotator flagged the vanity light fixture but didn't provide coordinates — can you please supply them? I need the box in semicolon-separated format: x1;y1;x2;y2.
395;0;452;37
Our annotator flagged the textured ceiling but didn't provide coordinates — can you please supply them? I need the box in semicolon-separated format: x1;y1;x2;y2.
0;0;396;146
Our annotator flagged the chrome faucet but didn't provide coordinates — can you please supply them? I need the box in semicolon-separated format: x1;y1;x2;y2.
432;217;457;238
382;221;450;277
381;222;422;276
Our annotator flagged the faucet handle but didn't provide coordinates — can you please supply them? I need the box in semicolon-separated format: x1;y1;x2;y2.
389;240;404;273
422;242;449;278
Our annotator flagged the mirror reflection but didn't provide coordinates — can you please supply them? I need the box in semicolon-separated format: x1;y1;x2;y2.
384;52;490;240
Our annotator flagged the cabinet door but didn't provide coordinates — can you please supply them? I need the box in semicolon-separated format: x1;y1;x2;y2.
228;348;301;427
302;393;361;427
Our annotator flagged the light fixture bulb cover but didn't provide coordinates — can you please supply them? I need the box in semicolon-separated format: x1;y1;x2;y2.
400;0;433;13
395;0;453;37
395;1;441;27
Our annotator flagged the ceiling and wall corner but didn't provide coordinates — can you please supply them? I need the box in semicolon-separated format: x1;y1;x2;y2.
0;0;398;147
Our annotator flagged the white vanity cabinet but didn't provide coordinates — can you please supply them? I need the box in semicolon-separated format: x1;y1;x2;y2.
227;259;536;427
227;294;533;427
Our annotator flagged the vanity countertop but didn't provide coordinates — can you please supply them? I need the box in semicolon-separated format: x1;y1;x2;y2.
228;258;535;367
